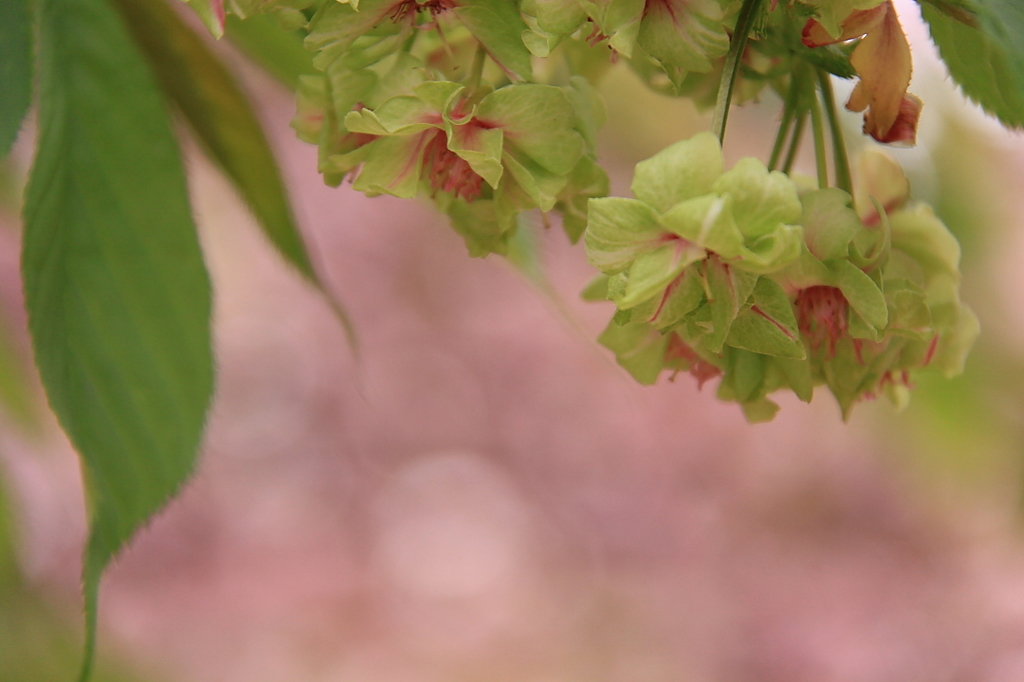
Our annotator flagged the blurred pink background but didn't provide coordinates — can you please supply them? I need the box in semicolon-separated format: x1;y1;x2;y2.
5;2;1024;681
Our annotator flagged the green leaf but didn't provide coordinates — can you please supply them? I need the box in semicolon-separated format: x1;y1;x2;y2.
922;2;1024;128
111;0;357;347
796;42;857;80
0;313;36;428
23;0;214;677
916;0;978;26
0;0;33;158
975;0;1024;79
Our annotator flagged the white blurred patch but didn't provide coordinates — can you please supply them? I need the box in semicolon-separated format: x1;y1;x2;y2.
370;451;538;653
373;452;531;598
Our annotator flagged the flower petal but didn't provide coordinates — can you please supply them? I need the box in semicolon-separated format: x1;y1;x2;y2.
846;1;912;139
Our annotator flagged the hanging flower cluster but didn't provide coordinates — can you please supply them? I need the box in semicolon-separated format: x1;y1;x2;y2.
587;136;977;420
198;0;985;420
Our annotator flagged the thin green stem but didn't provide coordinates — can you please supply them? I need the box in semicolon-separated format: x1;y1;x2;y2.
768;93;797;170
466;42;487;92
782;111;806;174
809;87;828;189
817;68;853;195
711;0;764;142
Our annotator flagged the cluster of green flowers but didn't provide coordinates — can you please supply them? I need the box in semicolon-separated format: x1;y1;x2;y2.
199;0;977;419
585;134;977;420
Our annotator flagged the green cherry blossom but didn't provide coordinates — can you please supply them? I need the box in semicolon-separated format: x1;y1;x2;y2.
774;159;977;418
336;80;585;255
343;81;584;205
585;132;803;326
579;0;733;86
305;0;533;81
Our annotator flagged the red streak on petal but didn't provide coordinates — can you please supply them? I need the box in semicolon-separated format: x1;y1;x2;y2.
751;305;797;342
923;334;939;367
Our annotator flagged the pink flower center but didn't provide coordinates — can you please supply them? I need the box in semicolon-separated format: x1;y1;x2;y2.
666;334;721;389
796;286;848;357
388;0;456;23
422;130;484;202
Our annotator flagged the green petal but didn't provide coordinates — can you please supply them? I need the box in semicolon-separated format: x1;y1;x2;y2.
581;0;645;57
799;188;863;261
455;0;534;81
631;267;706;328
775;356;814;402
564;75;607;155
740;397;781;423
305;0;408;69
522;0;588;35
775;242;832;291
631;132;723;213
444;197;515;257
585;197;666;271
292;75;329;144
327;66;378;122
448;124;504;189
636;0;728;75
884;278;932;335
476;84;584;176
888;204;961;290
500;148;568;211
734;223;804;274
415;79;464;112
597;319;669;385
726;278;806;359
555;156;610;244
660;194;744;258
617;242;705;309
704;257;758;353
352;133;428;197
722;348;767;403
711;157;803;239
930;305;979;378
349;95;441;134
827;258;888;330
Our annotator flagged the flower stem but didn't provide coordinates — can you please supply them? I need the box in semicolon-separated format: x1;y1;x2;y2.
768;89;798;170
809;84;828;189
711;0;764;143
782;111;806;174
467;42;487;92
816;68;853;195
